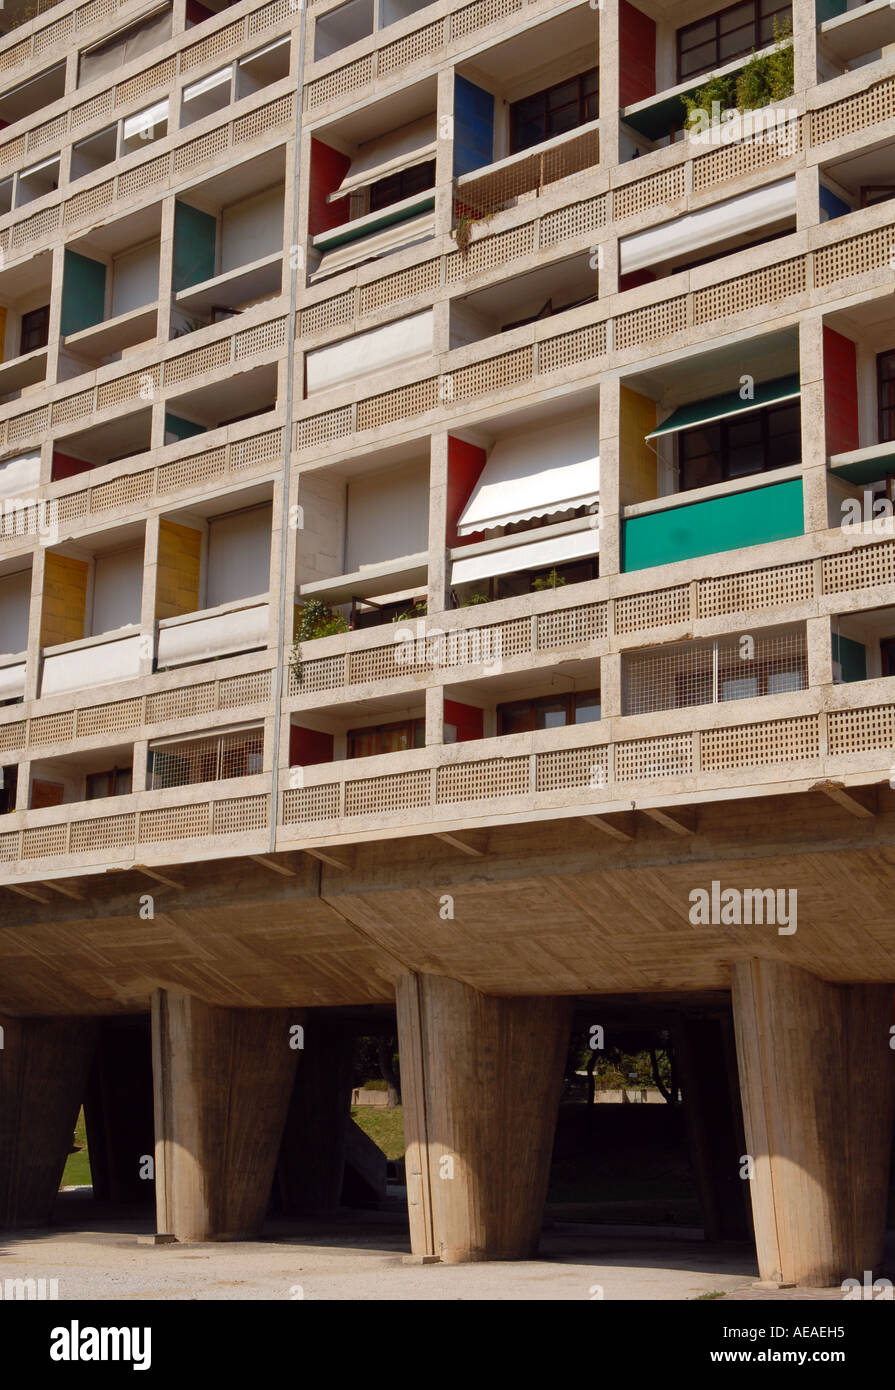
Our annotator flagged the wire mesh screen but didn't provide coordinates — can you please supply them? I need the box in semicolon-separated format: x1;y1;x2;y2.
149;728;264;790
622;629;807;716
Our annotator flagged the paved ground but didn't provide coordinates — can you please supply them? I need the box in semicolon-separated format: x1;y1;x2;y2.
0;1196;856;1300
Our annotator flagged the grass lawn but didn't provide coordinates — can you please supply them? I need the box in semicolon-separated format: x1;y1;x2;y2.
351;1105;404;1160
60;1107;91;1188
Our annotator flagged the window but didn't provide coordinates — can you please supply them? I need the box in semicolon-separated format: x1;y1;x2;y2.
0;764;17;815
497;690;600;736
148;728;263;789
509;68;599;155
677;0;791;83
678;402;800;492
347;718;425;758
20;305;50;356
878;350;895;445
368;160;435;213
623;632;806;715
881;638;895;677
860;187;895;209
86;767;133;800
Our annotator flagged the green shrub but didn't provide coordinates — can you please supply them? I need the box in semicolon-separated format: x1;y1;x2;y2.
289;599;349;684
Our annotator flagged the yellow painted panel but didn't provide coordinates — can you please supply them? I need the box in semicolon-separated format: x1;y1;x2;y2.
620;386;658;507
41;552;88;647
156;519;201;619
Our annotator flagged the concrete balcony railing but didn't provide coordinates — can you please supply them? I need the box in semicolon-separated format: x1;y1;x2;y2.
0;306;288;462
0;773;270;877
288;526;895;706
0;649;275;765
277;683;895;847
0;420;284;553
294;198;895;457
0;81;296;268
303;0;567;116
297;62;895;339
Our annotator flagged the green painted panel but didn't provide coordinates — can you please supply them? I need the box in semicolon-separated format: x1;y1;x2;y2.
832;632;867;683
173;202;217;292
829;450;895;485
61;250;106;337
164;413;206;443
816;0;847;23
622;477;804;572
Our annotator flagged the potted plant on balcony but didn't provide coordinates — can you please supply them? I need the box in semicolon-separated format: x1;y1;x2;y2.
289;599;349;685
531;568;568;592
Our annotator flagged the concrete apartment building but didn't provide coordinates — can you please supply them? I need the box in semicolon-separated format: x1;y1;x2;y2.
0;0;893;1288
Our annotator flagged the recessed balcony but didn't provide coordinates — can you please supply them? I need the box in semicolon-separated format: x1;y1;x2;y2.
818;0;895;71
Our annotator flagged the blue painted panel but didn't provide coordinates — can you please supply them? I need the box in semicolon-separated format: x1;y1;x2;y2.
453;75;494;178
819;183;851;222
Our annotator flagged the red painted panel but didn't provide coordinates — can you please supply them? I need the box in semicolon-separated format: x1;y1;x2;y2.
823;326;859;456
619;268;655;293
289;724;334;766
444;699;484;744
447;435;487;546
51;451;93;482
619;0;656;108
309;139;351;238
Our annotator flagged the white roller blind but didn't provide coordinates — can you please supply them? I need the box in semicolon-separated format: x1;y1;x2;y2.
123;99;169;141
451;525;598;586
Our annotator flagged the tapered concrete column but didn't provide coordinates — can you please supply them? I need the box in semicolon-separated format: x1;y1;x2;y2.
83;1017;155;1205
276;1021;353;1212
0;1015;97;1229
731;960;895;1287
673;1015;751;1242
396;974;570;1262
151;990;299;1242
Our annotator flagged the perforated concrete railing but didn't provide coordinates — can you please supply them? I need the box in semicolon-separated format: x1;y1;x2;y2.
292;541;895;702
0;669;272;759
290;608;606;697
454;127;600;221
0;410;280;523
0;0;293;174
0;791;269;866
295;211;895;452
0;316;287;463
299;194;607;337
295;322;609;450
0;85;294;262
279;693;895;830
305;0;532;110
0;0;140;88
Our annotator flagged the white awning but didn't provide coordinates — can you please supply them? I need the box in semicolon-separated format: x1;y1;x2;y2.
457;410;599;537
310;209;435;280
329;116;437;202
0;452;40;499
451;524;598;586
183;67;232;103
123;99;169;141
619;176;797;274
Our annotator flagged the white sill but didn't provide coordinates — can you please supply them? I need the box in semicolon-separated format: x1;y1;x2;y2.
42;625;140;657
157;594;269;630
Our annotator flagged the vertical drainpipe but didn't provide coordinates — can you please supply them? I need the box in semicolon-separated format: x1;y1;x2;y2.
269;2;308;853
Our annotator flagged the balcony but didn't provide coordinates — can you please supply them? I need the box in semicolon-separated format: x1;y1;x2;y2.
157;598;270;668
818;0;895;72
